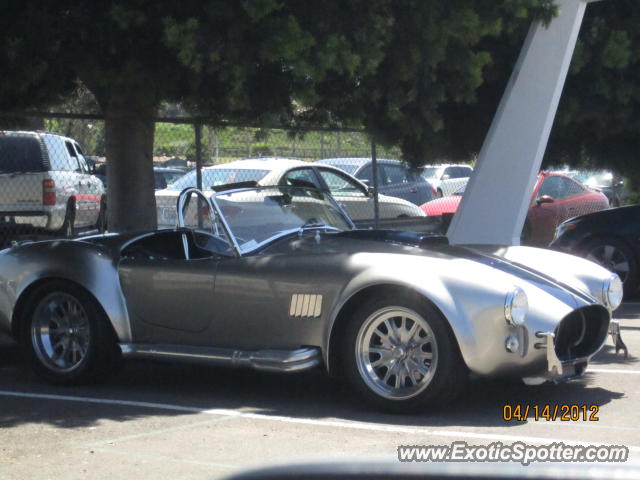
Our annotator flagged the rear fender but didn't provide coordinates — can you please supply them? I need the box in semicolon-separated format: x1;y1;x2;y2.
0;240;131;342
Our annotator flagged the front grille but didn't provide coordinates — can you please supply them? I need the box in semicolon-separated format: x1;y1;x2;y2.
554;306;609;361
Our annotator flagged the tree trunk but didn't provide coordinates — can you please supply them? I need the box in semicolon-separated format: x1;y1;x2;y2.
104;99;157;233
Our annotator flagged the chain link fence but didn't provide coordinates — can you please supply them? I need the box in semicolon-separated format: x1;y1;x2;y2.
0;114;445;247
2;113;625;249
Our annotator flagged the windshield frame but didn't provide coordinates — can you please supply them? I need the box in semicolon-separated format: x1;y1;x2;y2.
178;185;355;257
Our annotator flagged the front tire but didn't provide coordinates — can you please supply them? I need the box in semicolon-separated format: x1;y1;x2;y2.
342;293;467;412
24;281;120;385
582;237;638;296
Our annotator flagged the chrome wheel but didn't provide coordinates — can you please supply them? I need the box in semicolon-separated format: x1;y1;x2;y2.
587;244;630;283
355;306;438;400
31;293;90;373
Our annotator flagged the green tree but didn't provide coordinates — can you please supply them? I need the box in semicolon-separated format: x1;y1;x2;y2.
0;1;555;231
547;0;640;190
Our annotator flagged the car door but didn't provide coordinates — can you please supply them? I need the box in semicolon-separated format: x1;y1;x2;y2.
528;175;570;246
64;141;95;227
379;163;420;205
314;167;372;220
75;143;104;225
118;229;220;344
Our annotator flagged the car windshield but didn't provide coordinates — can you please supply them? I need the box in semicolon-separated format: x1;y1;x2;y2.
421;167;442;179
167;168;270;190
213;186;352;253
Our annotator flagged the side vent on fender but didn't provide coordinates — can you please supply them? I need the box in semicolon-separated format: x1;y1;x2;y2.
289;294;322;318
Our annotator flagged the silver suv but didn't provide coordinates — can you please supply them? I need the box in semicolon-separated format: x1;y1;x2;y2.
0;131;105;236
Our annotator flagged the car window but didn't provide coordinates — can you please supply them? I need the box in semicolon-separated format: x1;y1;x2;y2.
357;163;388;185
452;167;471;178
281;168;321;189
0;136;46;173
420;166;441;180
317;168;364;197
382;164;410;184
538;176;574;199
564;177;585;197
65;141;82;172
443;167;455;179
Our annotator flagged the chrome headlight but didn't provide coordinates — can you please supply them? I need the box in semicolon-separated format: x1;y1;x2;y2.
603;275;623;310
505;287;528;326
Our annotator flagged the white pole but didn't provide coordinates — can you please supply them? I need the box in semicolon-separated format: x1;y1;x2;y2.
447;0;600;246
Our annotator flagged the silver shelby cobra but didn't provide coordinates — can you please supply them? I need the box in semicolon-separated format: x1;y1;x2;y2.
0;186;625;411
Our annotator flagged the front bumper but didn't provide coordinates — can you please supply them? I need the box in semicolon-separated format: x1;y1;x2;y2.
522;331;589;385
522;318;628;385
0;209;63;231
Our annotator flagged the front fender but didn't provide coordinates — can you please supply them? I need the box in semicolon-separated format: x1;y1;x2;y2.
0;240;131;342
323;252;589;377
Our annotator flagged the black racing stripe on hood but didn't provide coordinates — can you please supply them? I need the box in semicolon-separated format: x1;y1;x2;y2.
449;245;596;305
334;230;595;306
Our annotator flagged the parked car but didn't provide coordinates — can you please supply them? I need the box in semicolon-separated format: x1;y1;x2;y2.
154;167;187;189
550;205;640;296
155;158;424;226
0;131;105;237
420;163;473;197
316;158;436;206
421;172;610;246
93;164;186;190
558;169;626;207
0;185;622;411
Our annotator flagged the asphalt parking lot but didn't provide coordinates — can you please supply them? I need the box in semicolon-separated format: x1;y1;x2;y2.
1;302;639;479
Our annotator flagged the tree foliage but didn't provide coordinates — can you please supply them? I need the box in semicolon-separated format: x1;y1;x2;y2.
0;0;586;231
547;0;640;186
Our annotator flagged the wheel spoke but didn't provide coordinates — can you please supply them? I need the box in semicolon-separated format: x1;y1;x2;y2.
415;351;433;360
408;357;429;377
384;319;401;343
394;366;403;389
374;328;393;348
603;246;615;263
613;261;629;273
403;362;416;386
405;320;420;344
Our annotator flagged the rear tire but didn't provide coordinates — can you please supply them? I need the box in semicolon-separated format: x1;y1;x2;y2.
23;280;120;385
59;200;76;238
341;293;467;412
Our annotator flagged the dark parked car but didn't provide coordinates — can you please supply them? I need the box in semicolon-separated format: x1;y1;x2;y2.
316;158;436;206
550;205;640;296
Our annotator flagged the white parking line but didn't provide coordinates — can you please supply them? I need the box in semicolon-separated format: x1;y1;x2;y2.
588;369;640;374
2;390;639;453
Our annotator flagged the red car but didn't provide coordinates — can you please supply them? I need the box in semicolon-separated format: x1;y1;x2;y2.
420;172;610;246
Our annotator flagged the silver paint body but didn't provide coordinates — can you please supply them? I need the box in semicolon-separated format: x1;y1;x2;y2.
0;187;616;380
